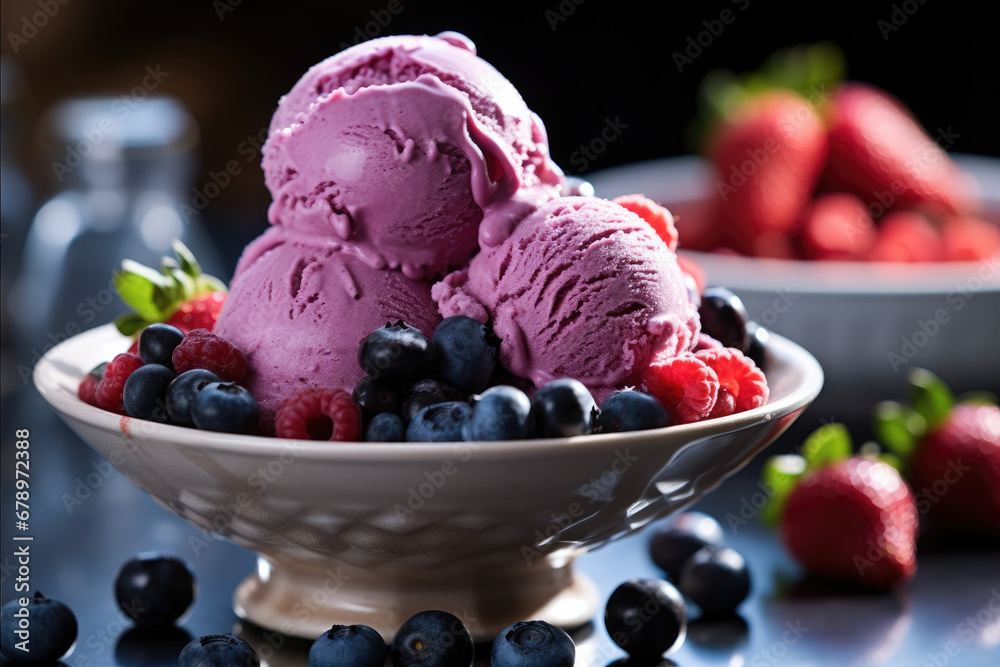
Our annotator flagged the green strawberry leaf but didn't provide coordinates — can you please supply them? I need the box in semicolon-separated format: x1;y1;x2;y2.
956;391;999;406
115;312;151;337
760;454;808;526
873;400;926;457
908;368;954;428
876;452;904;473
169;267;196;301
800;422;852;470
172;239;201;279
114;261;173;321
196;274;228;295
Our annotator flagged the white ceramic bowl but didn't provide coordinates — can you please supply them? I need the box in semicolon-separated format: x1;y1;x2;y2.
589;155;1000;418
35;323;822;640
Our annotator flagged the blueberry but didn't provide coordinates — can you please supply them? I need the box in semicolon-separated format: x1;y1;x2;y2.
649;512;725;580
139;323;185;368
191;382;259;433
390;610;474;667
353;376;403;420
115;553;196;625
463;385;533;440
178;633;259;667
531;379;597;437
123;364;176;423
678;546;751;614
401;379;465;422
0;592;78;661
490;620;575;667
309;624;385;667
604;579;687;660
698;287;749;350
166;369;222;425
596;389;671;433
744;321;769;370
359;321;435;382
405;402;472;442
366;412;405;442
432;316;499;394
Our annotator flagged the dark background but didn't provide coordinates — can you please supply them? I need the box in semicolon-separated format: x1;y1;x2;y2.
3;0;999;241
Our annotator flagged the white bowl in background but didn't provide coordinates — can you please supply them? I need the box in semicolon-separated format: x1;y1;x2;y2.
588;155;1000;418
35;323;821;640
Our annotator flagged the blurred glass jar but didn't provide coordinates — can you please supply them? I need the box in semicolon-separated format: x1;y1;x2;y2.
11;96;221;375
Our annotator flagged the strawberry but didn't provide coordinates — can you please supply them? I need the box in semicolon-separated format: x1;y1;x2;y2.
940;215;1000;262
824;83;972;215
867;211;943;262
113;240;228;338
707;90;829;248
875;369;1000;539
798;193;876;260
762;424;918;589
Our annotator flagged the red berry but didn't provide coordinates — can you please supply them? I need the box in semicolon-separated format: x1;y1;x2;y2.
642;353;719;424
781;457;918;589
911;403;1000;538
95;353;144;413
613;194;679;252
274;388;362;441
868;211;943;262
166;291;227;333
707;387;737;419
799;193;876;260
78;363;106;406
941;215;1000;262
127;339;140;355
695;347;769;413
171;329;248;382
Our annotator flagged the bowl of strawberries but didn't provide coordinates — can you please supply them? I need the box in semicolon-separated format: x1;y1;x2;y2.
589;45;1000;416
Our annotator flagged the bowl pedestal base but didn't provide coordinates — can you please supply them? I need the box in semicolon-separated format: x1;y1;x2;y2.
233;555;600;641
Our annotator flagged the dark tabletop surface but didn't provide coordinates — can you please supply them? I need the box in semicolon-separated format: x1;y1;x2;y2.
2;386;999;667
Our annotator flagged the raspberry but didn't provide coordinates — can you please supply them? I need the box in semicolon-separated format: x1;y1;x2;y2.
95;353;144;413
167;291;227;333
693;333;724;353
274;388;362;441
868;211;942;262
127;339;140;355
171;329;248;382
78;362;107;407
613;194;679;251
695;348;768;413
677;254;706;306
642;353;719;424
941;215;1000;262
707;387;737;419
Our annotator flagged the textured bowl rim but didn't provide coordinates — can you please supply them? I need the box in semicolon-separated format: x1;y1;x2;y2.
587;154;1000;295
34;323;823;462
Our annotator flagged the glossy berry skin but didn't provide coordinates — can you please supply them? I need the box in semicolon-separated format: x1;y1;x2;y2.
309;624;385;667
366;412;405;442
178;633;260;667
166;369;222;425
353;376;402;420
532;378;597;437
191;382;260;433
432;315;499;395
596;390;671;433
678;546;751;613
463;385;533;441
401;379;465;422
911;403;1000;538
604;579;687;659
490;620;575;667
390;610;474;667
650;512;725;580
698;287;749;351
115;553;196;625
744;322;769;371
359;321;435;382
406;402;473;442
122;364;176;423
0;592;78;661
139;323;185;368
782;457;918;589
